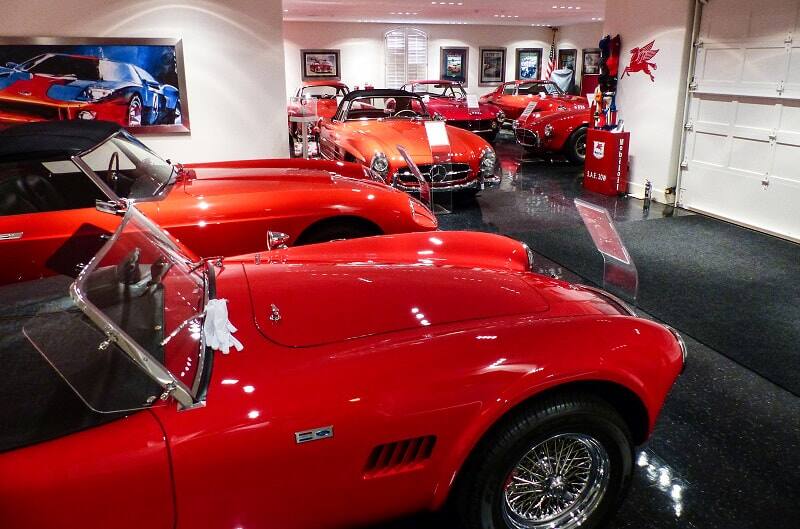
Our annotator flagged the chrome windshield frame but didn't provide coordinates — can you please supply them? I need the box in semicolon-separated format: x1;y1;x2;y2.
69;206;206;409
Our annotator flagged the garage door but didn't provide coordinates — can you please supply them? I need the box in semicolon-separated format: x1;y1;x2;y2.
678;0;800;242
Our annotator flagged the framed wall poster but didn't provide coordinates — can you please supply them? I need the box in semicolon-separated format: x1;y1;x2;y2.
0;36;189;134
558;49;578;72
301;49;340;81
440;47;468;85
479;47;506;86
582;48;601;75
515;48;542;80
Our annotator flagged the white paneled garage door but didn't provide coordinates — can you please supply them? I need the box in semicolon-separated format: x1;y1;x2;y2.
678;0;800;242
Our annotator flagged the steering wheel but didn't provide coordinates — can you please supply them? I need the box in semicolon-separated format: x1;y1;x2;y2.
116;247;142;285
394;109;419;118
107;151;121;193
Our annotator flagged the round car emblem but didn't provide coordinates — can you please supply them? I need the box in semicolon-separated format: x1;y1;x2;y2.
429;164;448;182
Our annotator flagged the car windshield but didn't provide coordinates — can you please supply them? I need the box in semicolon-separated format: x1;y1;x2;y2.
517;82;563;95
301;85;348;99
23;206;209;412
407;83;466;99
22;54;101;80
343;95;429;120
78;131;175;200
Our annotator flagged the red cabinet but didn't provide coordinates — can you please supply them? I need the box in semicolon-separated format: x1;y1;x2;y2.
583;129;630;196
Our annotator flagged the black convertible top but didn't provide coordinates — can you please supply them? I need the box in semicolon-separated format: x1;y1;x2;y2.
341;88;422;103
0;120;122;163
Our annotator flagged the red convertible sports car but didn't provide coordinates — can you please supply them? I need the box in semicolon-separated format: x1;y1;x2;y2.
0;205;685;529
287;80;349;149
514;107;591;163
0;120;437;285
480;80;588;122
401;80;505;141
319;89;498;194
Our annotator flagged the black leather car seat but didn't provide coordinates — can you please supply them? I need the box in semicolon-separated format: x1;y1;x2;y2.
16;174;65;212
0;177;37;215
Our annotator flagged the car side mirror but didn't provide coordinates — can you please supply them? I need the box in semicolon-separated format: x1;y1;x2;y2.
266;231;290;251
433;112;446;121
95;199;128;216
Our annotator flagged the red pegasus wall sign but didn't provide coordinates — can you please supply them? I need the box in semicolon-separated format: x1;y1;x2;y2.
623;40;659;82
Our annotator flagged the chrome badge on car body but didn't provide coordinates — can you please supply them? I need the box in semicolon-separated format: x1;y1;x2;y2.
295;425;334;444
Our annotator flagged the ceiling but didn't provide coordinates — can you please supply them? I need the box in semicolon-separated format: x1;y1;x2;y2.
282;0;605;26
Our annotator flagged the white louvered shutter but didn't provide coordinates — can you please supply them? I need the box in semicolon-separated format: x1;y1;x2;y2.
385;28;428;88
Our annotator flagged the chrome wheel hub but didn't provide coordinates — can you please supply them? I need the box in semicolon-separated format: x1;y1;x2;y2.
576;135;587;158
501;433;609;529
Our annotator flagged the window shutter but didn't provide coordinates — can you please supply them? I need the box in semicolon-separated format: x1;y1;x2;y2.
385;28;428;88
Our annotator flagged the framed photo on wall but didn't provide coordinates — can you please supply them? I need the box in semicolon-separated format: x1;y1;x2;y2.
479;47;506;86
582;48;601;75
515;48;542;80
558;49;578;72
0;36;189;134
440;47;468;85
301;49;341;81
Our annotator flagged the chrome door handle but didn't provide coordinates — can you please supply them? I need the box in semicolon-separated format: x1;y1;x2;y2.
0;232;22;240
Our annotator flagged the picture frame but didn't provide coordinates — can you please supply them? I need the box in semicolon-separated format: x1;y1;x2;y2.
582;48;601;75
0;36;190;134
301;48;341;81
515;48;542;81
558;48;578;72
440;47;469;85
479;47;506;86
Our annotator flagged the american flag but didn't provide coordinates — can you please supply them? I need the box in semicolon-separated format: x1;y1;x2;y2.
542;31;556;80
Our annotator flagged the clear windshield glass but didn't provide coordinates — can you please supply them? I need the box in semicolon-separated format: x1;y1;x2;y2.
518;82;562;96
23;207;206;412
301;85;347;99
79;132;174;200
408;83;465;99
344;95;429;120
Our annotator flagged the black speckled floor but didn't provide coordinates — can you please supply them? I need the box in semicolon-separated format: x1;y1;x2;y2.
372;132;800;529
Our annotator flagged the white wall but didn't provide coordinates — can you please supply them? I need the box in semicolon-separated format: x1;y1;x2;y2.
2;0;289;162
603;0;695;202
283;21;602;97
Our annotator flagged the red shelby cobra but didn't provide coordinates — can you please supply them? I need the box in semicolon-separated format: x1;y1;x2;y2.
0;206;685;529
401;80;505;141
319;89;498;194
480;80;588;122
514;107;591;163
0;120;437;285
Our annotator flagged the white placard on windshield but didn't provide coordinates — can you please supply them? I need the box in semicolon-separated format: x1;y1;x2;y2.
519;102;537;121
466;94;480;109
424;121;451;149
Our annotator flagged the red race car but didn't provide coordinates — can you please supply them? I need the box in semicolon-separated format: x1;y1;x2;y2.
319;89;498;194
480;80;588;122
401;80;505;141
287;81;349;149
0;206;686;529
0;120;437;285
309;58;334;74
514;107;591;163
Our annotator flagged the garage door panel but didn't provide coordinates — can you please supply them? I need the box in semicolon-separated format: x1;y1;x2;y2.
691;132;728;166
785;44;800;98
729;137;771;174
695;95;734;124
773;143;800;181
701;0;799;40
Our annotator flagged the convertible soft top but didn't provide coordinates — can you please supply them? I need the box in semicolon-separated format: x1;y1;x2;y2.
341;88;421;103
0;120;122;163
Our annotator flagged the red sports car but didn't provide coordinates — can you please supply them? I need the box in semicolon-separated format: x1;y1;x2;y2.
319;89;498;194
514;107;591;163
401;80;505;141
287;81;349;150
480;80;588;122
0;205;686;529
0;120;437;285
309;58;334;74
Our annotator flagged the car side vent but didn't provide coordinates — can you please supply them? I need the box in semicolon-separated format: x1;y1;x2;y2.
364;435;437;477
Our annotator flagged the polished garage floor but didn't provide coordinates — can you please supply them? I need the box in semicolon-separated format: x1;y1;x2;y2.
373;133;800;529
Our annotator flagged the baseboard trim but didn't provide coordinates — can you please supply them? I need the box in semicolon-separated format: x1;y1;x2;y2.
626;181;676;205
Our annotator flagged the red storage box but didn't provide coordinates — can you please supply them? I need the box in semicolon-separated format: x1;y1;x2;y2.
584;129;630;196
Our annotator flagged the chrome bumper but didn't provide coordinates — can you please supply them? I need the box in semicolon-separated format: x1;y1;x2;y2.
666;326;688;372
514;126;541;148
392;178;481;193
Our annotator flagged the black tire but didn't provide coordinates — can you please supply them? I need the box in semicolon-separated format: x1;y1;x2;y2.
483;131;499;143
565;127;588;165
295;218;381;245
453;393;633;529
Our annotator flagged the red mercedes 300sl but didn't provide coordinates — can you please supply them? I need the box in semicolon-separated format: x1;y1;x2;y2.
401;80;504;142
0;206;685;529
0;120;437;284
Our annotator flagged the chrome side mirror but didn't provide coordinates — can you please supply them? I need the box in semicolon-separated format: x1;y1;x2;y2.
95;199;128;216
266;231;290;251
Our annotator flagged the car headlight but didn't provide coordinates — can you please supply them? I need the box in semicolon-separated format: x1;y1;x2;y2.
370;152;389;178
85;87;114;101
544;124;554;137
480;148;497;175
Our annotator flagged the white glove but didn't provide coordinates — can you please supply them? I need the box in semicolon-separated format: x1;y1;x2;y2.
203;298;244;354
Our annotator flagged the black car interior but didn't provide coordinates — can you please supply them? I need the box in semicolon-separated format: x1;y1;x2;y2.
0;160;105;216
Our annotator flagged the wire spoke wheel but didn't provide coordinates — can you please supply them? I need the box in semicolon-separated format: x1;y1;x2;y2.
501;433;610;529
575;132;587;158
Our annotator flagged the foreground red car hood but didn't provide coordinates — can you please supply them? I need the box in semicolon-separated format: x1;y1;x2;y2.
178;166;339;197
342;119;486;158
